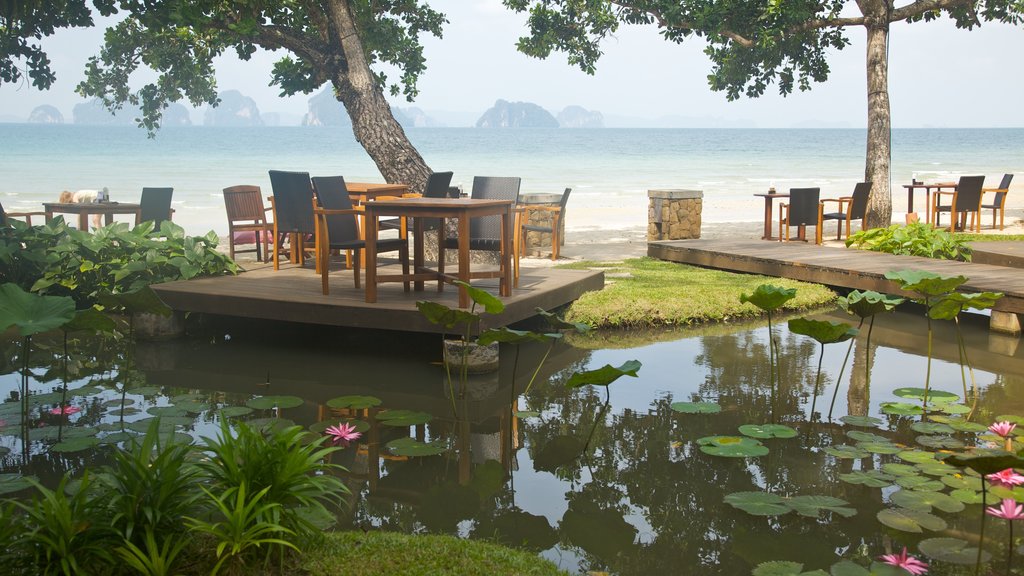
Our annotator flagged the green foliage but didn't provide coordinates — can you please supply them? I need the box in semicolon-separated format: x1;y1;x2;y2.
787;318;857;344
837;290;904;319
564;360;641;388
698;436;769;458
114;528;189;576
0;283;76;336
724;492;855;518
0;0;101;90
670;401;722;414
847;222;973;260
740;284;798;312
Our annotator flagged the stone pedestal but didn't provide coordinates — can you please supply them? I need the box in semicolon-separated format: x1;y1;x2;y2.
648;189;703;241
519;193;565;257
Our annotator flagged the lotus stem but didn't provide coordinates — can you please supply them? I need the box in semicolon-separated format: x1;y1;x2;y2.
1008;517;1014;575
977;478;988;576
954;316;979;400
523;341;554;397
828;318;864;421
767;311;776;425
954;315;969;400
865;316;875;390
924;310;933;410
809;345;825;422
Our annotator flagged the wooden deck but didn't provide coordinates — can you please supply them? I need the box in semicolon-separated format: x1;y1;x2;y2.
648;239;1024;315
152;261;604;334
970;241;1024;269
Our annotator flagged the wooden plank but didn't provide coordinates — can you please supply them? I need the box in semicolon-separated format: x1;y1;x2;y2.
152;262;603;334
649;239;1024;314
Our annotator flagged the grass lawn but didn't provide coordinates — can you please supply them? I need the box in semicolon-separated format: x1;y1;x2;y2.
557;257;836;329
958;233;1024;242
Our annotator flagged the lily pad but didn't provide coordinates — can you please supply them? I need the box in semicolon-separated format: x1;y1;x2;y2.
949;489;985;504
170;400;210;414
751;561;827;576
515;410;541;419
51;436;101;453
107;407;141;417
916;461;958;477
898;450;938;464
670;401;721;414
894;476;944;491
880;402;924;416
739;424;798;439
103;398;135;407
787;495;856;518
698;436;769;458
823;444;869;459
915;435;964;450
126;386;162;396
723;491;789;516
940;475;975;491
839;470;896;488
565;360;642;388
936;404;972;415
127;418;183;433
245;395;304;410
943;449;1024;476
0;473;35;495
890;489;965;513
840;415;883;427
326;395;383;410
876;507;947;533
918;537;991;565
911;422;954;435
146;406;188;417
219;406;253;418
881;463;920;477
846;430;890;443
100;432;137;445
893;388;959;403
377;410;433;427
857;442;903;455
386;437;447;457
942;419;988;433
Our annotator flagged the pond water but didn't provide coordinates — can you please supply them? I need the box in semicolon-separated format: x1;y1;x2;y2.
2;308;1023;575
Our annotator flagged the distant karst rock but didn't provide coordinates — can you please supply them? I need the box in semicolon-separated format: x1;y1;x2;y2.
557;105;603;128
73;99;141;125
476;100;558;128
28;105;64;124
161;103;192;126
395;107;439;128
204;90;263;126
303;89;349;127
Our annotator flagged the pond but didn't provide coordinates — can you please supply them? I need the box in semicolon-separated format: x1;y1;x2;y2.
2;307;1023;575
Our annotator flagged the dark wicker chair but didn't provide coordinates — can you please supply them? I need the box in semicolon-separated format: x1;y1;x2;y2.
139;187;174;229
268;170;316;270
778;188;820;242
379;171;454;237
438;175;521;289
223;185;273;262
817;182;870;244
981;173;1013;230
311;175;409;295
932;175;985;232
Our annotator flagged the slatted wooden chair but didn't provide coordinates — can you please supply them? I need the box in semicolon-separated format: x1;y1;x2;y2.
816;182;870;244
223;185;273;262
778;188;820;242
932;175;985;232
980;173;1013;230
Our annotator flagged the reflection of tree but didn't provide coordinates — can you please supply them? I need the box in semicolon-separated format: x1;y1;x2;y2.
847;339;874;417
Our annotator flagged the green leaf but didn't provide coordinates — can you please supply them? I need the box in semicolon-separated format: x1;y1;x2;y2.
893;388;958;403
894;476;944;491
62;306;117;333
326;395;382;410
910;422;954;434
534;307;590;333
884;270;966;298
386;437;447;457
751;560;806;576
724;491;788;516
97;286;172;316
478;327;558;345
918;537;991;565
876;507;947;533
940;474;975;491
915;435;964;449
515;410;541;418
218;406;253;418
823;444;869;459
377;409;433;426
51;436;101;452
828;560;871;576
457;281;505;314
881;463;921;477
787;495;856;518
740;284;797;311
857;442;903;455
0;283;76;336
787;318;858;344
890;489;964;513
880;402;924;416
0;473;36;495
416;300;479;329
840;415;883;427
943;449;1024;476
846;430;890;443
837;290;904;319
698;435;768;457
739;423;798;439
839;470;895;488
949;488;985;504
670;401;721;414
898;450;939;464
245;395;304;410
929;291;1003;320
915;461;958;477
565;360;641;388
936;403;972;415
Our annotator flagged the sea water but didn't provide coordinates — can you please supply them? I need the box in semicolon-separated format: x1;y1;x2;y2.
2;124;1021;235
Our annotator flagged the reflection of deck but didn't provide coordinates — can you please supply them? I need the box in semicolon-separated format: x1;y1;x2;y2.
649;240;1024;316
152;261;603;334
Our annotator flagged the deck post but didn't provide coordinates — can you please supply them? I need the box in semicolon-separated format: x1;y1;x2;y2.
990;311;1022;337
648;189;703;241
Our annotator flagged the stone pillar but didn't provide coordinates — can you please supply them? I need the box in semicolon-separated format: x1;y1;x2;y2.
519;192;565;257
648;189;703;241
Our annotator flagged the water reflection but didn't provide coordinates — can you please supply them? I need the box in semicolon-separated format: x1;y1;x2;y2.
2;309;1024;574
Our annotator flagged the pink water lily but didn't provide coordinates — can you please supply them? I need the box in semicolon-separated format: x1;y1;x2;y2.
878;547;928;575
49;405;81;416
987;468;1024;489
324;422;361;447
987;498;1024;520
990;421;1017;438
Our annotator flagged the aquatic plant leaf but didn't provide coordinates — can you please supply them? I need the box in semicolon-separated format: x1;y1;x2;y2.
880;402;924;416
127;386;161;396
51;436;100;452
890;489;965;513
478;327;559;345
0;473;35;495
857;442;903;455
840;415;883;428
698;436;769;458
884;270;966;298
62;426;98;438
739;424;798;439
929;291;1003;320
787;318;858;344
988;485;1024;501
911;422;954;434
828;560;871;576
839;470;895;488
99;432;136;445
936;403;972;415
837;290;904;319
788;495;856;518
918;537;991;565
147;406;188;417
751;561;811;576
940;475;974;491
107;407;141;417
894;476;944;491
533;435;585;471
0;283;76;336
534;307;591;333
897;450;938;464
881;463;920;477
893;388;958;403
724;492;789;516
386;437;447;457
416;301;479;329
245;395;304;410
170;400;210;414
823;444;869;459
565;360;641;388
915;435;964;449
308;419;369;434
62;306;117;333
515;410;541;418
218;406;253;418
128;417;190;432
670;401;721;414
326;395;382;410
102;398;134;408
915;461;958;477
942;449;1024;476
949;489;984;504
846;430;890;443
377;410;433;426
866;563;915;576
876;507;947;533
97;286;172;316
458;281;505;314
740;284;797;311
995;414;1024;425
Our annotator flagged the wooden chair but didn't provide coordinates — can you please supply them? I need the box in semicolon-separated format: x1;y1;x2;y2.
438;176;521;289
932;175;985;232
981;173;1013;230
311;175;409;296
516;188;571;284
139;187;174;229
817;182;870;244
223;185;273;262
0;201;44;226
268;170;316;270
778;188;820;242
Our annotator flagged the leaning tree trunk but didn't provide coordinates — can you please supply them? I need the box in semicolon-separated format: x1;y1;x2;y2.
862;13;894;229
328;1;432;194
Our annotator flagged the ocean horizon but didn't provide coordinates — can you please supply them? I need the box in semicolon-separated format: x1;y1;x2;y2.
3;124;1021;236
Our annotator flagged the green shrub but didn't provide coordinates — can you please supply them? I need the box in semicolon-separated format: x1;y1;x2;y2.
846;222;972;261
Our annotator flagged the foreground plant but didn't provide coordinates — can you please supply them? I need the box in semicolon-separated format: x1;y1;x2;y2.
787;317;857;422
835;290;903;418
740;284;797;424
878;546;929;575
848;221;972;261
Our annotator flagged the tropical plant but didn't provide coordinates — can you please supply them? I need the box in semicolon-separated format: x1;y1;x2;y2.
847;222;972;261
834;290;904;419
928;290;1003;401
114;527;189;576
787;318;858;422
739;284;797;423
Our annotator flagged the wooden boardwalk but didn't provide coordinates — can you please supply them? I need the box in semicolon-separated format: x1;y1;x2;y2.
152;261;604;334
970;241;1024;269
648;239;1024;315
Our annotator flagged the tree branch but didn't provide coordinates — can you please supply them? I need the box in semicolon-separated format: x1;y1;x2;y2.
891;0;974;20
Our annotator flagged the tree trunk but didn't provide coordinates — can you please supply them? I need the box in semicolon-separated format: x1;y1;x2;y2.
328;1;431;193
862;11;893;229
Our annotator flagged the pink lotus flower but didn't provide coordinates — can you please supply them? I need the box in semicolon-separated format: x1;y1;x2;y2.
878;547;929;575
49;405;81;416
987;498;1024;520
987;468;1024;488
324;422;361;447
990;421;1017;438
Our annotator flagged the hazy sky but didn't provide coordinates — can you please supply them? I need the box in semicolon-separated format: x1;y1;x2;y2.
1;0;1021;127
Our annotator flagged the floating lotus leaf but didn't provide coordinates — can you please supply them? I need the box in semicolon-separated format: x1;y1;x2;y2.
71;386;101;397
936;403;972;415
62;426;98;438
890;489;965;513
927;417;987;433
857;442;903;455
247;418;295;431
787;318;858;345
127;418;182;433
245;395;304;410
916;461;958;477
670;401;722;414
0;473;35;495
533;435;585;471
918;537;991;565
386;437;447;457
29;426;62;441
103;398;135;407
106;407;141;417
147;406;188;417
911;422;955;435
827;560;873;576
949;489;985;504
840;415;883;427
881;463;921;477
169;393;205;404
876;507;947;533
880;402;925;416
995;414;1024;425
740;284;797;312
95;423;125;432
219;406;253;418
839;470;896;488
940;475;975;491
127;386;161;396
846;430;890;443
515;410;541;418
534;307;591;333
739;424;798;439
308;419;369;434
171;401;210;414
100;432;136;445
377;410;433;427
942;449;1024;476
884;270;966;298
0;283;76;336
893;388;958;403
989;485;1024;501
823;444;869;459
724;491;789;516
326;395;383;410
478;327;559;345
894;476;944;491
898;450;938;464
51;436;100;453
787;495;856;518
565;360;642;388
698;436;769;458
915;435;964;450
751;561;827;576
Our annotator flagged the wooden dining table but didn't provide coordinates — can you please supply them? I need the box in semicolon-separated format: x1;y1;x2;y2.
902;182;956;223
753;192;789;240
345;182;410;204
362;197;514;308
43;201;142;230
